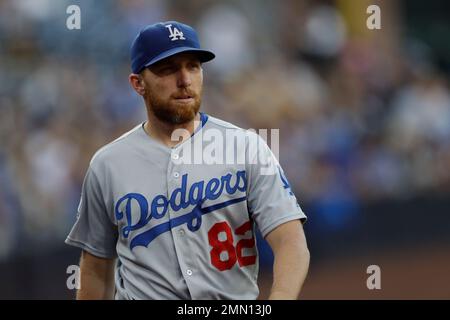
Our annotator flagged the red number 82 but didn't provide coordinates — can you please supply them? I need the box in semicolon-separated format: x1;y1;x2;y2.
207;220;257;271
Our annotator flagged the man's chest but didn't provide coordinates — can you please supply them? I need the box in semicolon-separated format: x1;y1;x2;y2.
108;163;249;250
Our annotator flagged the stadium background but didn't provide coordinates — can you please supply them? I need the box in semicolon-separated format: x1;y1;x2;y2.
0;0;449;299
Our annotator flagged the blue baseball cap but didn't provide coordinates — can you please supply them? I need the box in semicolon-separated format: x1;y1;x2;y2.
130;21;215;74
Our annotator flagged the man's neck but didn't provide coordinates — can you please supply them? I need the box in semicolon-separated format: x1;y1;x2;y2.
144;111;201;148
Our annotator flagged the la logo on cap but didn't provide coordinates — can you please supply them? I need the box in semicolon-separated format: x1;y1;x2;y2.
165;24;186;41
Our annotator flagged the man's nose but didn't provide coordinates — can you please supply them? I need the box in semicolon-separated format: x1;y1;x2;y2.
176;67;192;88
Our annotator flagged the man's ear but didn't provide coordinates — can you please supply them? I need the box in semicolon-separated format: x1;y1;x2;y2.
129;73;146;96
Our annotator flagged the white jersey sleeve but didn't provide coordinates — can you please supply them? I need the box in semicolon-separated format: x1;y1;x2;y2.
246;132;306;238
65;165;118;258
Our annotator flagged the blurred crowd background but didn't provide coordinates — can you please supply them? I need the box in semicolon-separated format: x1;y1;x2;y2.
0;0;449;299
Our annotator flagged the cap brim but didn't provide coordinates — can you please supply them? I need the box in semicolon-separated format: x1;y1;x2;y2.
143;47;215;69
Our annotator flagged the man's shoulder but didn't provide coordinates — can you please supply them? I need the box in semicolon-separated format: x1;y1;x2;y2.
206;115;261;141
89;123;143;168
206;115;245;132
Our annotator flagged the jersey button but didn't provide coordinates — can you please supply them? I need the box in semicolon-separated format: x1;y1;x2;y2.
178;229;185;237
172;153;179;160
186;269;193;276
173;172;180;178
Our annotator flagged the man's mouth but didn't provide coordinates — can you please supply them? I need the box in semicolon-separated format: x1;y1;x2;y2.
173;94;194;103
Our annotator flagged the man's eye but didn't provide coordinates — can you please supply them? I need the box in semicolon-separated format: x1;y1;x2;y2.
189;64;200;70
160;67;173;73
155;65;175;74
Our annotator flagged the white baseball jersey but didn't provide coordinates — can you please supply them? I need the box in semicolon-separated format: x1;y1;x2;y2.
65;112;307;300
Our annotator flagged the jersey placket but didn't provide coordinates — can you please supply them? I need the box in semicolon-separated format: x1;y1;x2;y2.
166;147;198;297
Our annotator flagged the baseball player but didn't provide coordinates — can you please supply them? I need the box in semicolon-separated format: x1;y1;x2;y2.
65;21;309;300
